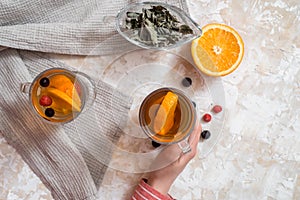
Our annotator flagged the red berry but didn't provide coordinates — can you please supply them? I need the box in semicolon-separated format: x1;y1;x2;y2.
39;95;52;106
202;113;211;122
212;105;222;113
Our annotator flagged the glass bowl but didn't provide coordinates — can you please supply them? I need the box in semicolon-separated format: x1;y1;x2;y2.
116;1;202;50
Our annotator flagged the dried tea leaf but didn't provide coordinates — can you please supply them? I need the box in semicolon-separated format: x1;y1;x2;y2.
179;24;193;34
125;5;194;47
139;19;158;44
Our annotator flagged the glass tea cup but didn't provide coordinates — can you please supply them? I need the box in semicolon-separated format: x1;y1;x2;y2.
139;87;196;153
20;68;96;124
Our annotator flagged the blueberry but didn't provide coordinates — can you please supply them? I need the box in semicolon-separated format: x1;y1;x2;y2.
192;101;196;108
45;108;55;117
152;141;161;148
39;77;50;87
201;130;211;140
182;77;192;87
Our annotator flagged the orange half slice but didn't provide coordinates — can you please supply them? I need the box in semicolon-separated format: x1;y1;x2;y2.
47;88;81;112
49;74;81;106
153;91;178;135
191;23;244;76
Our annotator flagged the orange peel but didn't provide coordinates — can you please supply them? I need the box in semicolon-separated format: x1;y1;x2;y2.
191;23;244;76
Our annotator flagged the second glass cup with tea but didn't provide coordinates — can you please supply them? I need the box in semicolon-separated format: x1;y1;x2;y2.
139;87;196;153
20;68;96;124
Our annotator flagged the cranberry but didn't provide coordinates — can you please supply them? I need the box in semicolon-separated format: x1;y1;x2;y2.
39;95;52;106
212;105;222;113
202;113;211;122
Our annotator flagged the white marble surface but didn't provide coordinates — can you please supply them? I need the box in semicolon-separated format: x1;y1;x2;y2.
1;0;299;199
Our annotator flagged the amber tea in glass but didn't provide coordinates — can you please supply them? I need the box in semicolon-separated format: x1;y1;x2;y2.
21;68;95;123
139;87;196;147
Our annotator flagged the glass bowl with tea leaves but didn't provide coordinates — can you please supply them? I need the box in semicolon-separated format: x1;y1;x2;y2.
116;2;202;50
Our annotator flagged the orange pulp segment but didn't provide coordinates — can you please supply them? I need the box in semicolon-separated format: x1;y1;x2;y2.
191;23;244;76
49;74;81;108
153;91;178;135
47;87;81;112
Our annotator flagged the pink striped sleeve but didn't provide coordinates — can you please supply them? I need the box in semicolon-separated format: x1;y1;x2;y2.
131;179;175;200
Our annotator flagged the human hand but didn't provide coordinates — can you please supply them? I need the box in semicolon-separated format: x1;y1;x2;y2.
146;122;202;195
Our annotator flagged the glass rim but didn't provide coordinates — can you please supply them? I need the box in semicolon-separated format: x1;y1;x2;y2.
138;87;196;145
28;67;84;124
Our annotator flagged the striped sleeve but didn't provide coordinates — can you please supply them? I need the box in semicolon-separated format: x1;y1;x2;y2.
131;179;175;200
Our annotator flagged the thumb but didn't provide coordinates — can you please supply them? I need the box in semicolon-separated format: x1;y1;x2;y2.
180;121;202;163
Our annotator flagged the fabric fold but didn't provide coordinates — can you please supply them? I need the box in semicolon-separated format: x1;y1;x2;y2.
0;0;189;55
18;50;132;188
0;0;189;199
0;49;98;200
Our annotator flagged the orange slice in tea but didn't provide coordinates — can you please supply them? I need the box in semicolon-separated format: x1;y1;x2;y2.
191;23;244;76
47;88;81;112
49;74;81;106
153;91;178;135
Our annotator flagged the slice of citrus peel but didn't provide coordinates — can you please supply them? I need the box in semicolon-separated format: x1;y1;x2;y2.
49;75;82;106
47;88;81;112
191;23;244;76
46;74;82;113
153;91;178;135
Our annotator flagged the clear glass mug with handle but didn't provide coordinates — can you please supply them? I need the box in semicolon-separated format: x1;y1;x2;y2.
20;68;96;124
139;87;196;154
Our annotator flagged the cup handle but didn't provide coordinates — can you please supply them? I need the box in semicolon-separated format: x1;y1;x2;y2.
20;82;31;94
177;138;191;154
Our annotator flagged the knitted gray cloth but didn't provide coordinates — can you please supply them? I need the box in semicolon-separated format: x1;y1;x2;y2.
0;0;189;199
0;49;132;199
0;0;189;55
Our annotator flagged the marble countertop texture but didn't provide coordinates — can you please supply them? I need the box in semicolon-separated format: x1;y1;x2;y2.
0;0;299;199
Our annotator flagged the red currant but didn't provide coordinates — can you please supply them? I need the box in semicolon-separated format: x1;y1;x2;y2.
212;105;222;113
39;95;52;106
202;113;211;122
